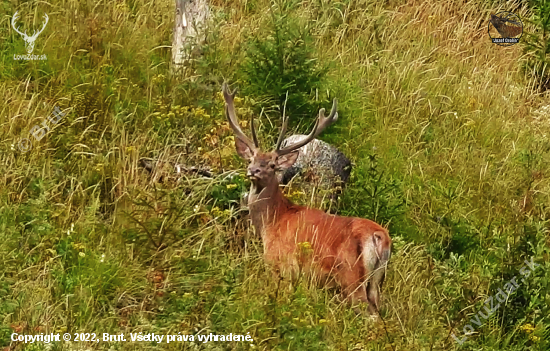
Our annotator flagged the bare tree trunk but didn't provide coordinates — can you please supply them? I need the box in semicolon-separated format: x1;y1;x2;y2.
172;0;210;73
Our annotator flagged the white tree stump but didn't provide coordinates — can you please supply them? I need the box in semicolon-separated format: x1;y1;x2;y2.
172;0;210;72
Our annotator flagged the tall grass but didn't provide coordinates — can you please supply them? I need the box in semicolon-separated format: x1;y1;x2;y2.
1;0;549;350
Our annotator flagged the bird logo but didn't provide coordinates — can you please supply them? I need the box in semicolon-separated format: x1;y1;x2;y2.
488;12;522;46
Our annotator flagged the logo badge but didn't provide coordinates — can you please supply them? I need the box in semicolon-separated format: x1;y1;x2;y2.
489;12;523;47
12;11;48;60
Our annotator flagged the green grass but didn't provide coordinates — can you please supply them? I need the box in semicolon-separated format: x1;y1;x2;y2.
1;0;550;350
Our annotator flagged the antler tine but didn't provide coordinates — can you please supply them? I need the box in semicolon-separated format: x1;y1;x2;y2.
276;98;338;156
313;98;338;138
222;83;257;152
11;11;27;37
251;108;261;148
276;119;319;156
31;13;48;39
275;92;289;151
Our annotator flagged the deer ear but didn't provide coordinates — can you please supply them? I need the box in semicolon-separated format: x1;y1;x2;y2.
276;151;299;169
235;137;254;159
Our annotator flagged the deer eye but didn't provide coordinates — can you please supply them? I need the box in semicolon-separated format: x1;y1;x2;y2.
270;163;276;169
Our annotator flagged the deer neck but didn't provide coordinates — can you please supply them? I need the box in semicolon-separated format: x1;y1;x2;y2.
247;177;288;237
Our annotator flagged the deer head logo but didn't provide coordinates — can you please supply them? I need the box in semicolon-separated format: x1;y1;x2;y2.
12;11;49;54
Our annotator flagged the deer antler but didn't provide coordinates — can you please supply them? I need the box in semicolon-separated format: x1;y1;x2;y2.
222;83;259;152
275;98;338;156
275;92;289;151
11;11;28;38
30;13;49;40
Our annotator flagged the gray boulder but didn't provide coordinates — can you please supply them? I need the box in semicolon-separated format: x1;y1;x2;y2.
279;134;352;188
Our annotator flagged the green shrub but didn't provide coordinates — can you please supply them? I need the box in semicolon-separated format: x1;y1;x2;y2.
209;173;248;211
340;152;406;228
240;0;327;131
522;0;550;91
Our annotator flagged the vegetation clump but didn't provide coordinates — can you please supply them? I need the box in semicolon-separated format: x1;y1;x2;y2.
1;0;549;350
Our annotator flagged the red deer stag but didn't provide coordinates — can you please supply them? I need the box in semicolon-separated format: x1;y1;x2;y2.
222;83;391;315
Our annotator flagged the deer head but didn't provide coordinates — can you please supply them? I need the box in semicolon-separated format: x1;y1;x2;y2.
222;83;338;190
12;11;49;54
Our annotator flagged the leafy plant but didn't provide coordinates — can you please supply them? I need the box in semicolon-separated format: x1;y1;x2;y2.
522;0;550;91
209;173;248;211
240;0;327;130
341;152;406;228
489;219;550;336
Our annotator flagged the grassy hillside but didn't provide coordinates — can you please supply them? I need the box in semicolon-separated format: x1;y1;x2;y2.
1;0;549;350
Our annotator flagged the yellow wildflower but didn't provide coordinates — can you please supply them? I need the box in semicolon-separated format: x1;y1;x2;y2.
73;243;85;250
194;107;206;117
299;242;312;250
298;242;313;255
520;323;535;333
